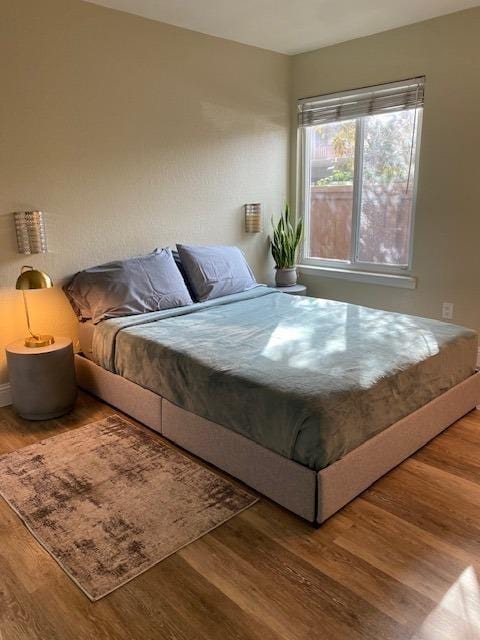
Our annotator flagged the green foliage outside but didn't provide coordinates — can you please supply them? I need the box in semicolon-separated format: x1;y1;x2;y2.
314;112;416;188
316;169;354;186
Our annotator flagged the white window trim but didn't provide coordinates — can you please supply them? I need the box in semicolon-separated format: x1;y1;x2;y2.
297;263;417;289
297;107;423;289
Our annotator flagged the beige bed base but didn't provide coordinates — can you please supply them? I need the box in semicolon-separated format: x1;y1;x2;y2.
75;354;480;524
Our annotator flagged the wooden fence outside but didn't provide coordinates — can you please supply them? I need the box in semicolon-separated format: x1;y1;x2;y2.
309;184;412;264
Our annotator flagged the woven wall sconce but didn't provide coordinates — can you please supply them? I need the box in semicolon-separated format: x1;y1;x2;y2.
14;211;48;254
244;203;262;233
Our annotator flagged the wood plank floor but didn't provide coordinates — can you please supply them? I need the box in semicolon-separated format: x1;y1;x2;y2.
2;392;480;640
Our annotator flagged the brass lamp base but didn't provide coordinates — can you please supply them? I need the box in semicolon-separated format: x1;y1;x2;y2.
24;334;55;348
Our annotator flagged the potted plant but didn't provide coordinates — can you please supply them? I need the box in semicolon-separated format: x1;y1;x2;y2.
270;205;303;286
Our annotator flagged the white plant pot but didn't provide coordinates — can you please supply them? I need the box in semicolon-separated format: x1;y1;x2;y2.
275;267;297;287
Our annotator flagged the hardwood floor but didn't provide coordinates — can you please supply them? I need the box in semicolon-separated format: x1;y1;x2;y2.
2;392;480;640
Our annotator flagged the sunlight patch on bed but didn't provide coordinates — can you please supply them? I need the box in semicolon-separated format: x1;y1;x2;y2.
413;566;480;639
261;321;347;369
261;324;314;363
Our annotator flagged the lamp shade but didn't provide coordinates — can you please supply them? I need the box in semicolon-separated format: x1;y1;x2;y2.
14;211;48;254
244;203;262;233
16;268;53;290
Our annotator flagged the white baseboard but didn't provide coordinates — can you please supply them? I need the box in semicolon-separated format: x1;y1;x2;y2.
0;383;12;408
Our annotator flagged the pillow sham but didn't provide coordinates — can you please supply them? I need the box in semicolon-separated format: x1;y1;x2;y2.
64;248;193;324
176;244;257;302
172;249;198;301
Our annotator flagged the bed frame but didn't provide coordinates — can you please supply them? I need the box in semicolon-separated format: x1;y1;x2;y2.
75;354;480;524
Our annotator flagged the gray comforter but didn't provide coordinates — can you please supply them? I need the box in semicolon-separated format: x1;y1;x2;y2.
92;288;477;470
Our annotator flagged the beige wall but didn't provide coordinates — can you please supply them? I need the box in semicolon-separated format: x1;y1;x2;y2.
292;8;480;333
0;0;290;384
2;3;479;388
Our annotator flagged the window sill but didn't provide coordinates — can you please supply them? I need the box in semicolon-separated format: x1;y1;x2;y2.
298;264;417;289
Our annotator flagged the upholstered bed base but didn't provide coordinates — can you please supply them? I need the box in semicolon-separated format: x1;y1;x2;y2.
75;354;480;524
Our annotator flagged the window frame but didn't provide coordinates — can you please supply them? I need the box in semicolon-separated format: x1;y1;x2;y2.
297;105;423;277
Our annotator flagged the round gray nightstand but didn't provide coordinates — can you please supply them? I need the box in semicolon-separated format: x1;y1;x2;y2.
6;337;77;420
275;284;307;296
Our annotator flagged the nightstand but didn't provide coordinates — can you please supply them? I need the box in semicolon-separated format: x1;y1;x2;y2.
6;337;77;420
275;284;307;296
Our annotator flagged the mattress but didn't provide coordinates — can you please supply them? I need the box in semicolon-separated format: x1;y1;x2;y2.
78;321;95;361
87;288;478;471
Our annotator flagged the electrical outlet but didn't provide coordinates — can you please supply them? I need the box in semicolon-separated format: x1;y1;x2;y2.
442;302;454;320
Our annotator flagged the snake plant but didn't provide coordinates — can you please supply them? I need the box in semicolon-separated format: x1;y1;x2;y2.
270;205;303;269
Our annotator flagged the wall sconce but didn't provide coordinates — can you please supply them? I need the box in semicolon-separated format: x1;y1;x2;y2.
244;203;262;233
14;211;48;254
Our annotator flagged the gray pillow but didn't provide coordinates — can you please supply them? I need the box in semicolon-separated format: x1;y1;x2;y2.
172;249;198;301
64;249;193;324
176;244;257;302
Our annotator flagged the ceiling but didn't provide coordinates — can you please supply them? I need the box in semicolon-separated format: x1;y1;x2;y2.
83;0;479;54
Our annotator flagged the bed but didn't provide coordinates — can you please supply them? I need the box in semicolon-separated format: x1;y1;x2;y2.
75;286;480;524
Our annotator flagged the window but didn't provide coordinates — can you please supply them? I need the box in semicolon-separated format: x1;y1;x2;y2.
298;78;424;277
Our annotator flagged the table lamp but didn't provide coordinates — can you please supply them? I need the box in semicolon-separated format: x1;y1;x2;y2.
16;266;55;348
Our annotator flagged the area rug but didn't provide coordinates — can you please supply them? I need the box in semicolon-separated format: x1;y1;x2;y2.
0;414;257;600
